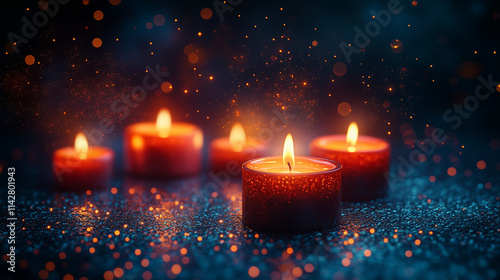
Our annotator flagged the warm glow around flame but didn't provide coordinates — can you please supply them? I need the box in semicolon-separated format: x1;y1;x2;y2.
229;123;246;152
75;133;89;160
156;109;172;138
283;133;295;172
346;122;358;152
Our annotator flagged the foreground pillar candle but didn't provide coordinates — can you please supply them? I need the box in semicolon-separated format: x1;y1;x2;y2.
242;134;341;232
53;133;114;191
124;109;203;177
210;123;268;174
310;122;390;201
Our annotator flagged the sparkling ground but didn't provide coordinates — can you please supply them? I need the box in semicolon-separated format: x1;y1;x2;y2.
1;169;499;280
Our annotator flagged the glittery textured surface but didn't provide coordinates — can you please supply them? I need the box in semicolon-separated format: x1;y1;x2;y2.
2;170;499;280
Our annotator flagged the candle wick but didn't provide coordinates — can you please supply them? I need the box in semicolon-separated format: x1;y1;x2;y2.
287;162;291;173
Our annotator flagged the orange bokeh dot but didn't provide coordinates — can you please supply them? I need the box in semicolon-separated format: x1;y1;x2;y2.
109;0;121;5
412;1;418;6
200;8;213;20
146;22;153;29
63;274;74;280
172;264;182;275
304;263;314;273
188;53;199;64
143;271;152;280
92;38;102;48
415;239;421;245
292;267;303;277
477;160;486;170
83;0;89;5
39;270;49;279
364;249;371;257
496;84;500;92
429;176;436;182
342;258;350;266
141;259;149;267
161;81;173;93
248;266;260;278
333;62;347;76
114;268;124;278
312;40;318;47
25;55;35;65
94;10;103;21
46;262;55;271
154;15;165;26
111;187;118;194
337;102;351;116
405;250;413;257
447;167;457;176
103;271;114;280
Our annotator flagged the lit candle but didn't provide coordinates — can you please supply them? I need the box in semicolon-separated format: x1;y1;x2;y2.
242;134;341;232
209;123;268;174
53;133;114;191
310;122;390;201
124;109;203;177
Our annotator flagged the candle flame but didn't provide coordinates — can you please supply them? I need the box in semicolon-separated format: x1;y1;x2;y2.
156;109;172;138
283;133;295;172
229;123;246;152
346;122;358;152
75;133;89;160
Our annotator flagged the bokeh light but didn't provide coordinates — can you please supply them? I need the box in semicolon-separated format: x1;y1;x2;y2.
200;8;213;20
92;38;102;48
248;266;260;278
25;55;35;65
337;102;352;116
94;10;103;21
161;82;173;93
476;160;486;170
153;15;165;26
333;62;347;76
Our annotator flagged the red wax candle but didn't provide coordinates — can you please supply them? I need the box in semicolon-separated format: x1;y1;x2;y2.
124;109;203;177
53;133;114;191
242;134;341;232
310;122;390;201
210;123;268;173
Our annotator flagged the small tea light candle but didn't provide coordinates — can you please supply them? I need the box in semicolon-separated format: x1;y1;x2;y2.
124;109;203;177
53;133;114;191
310;122;390;201
242;134;341;232
210;123;268;173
